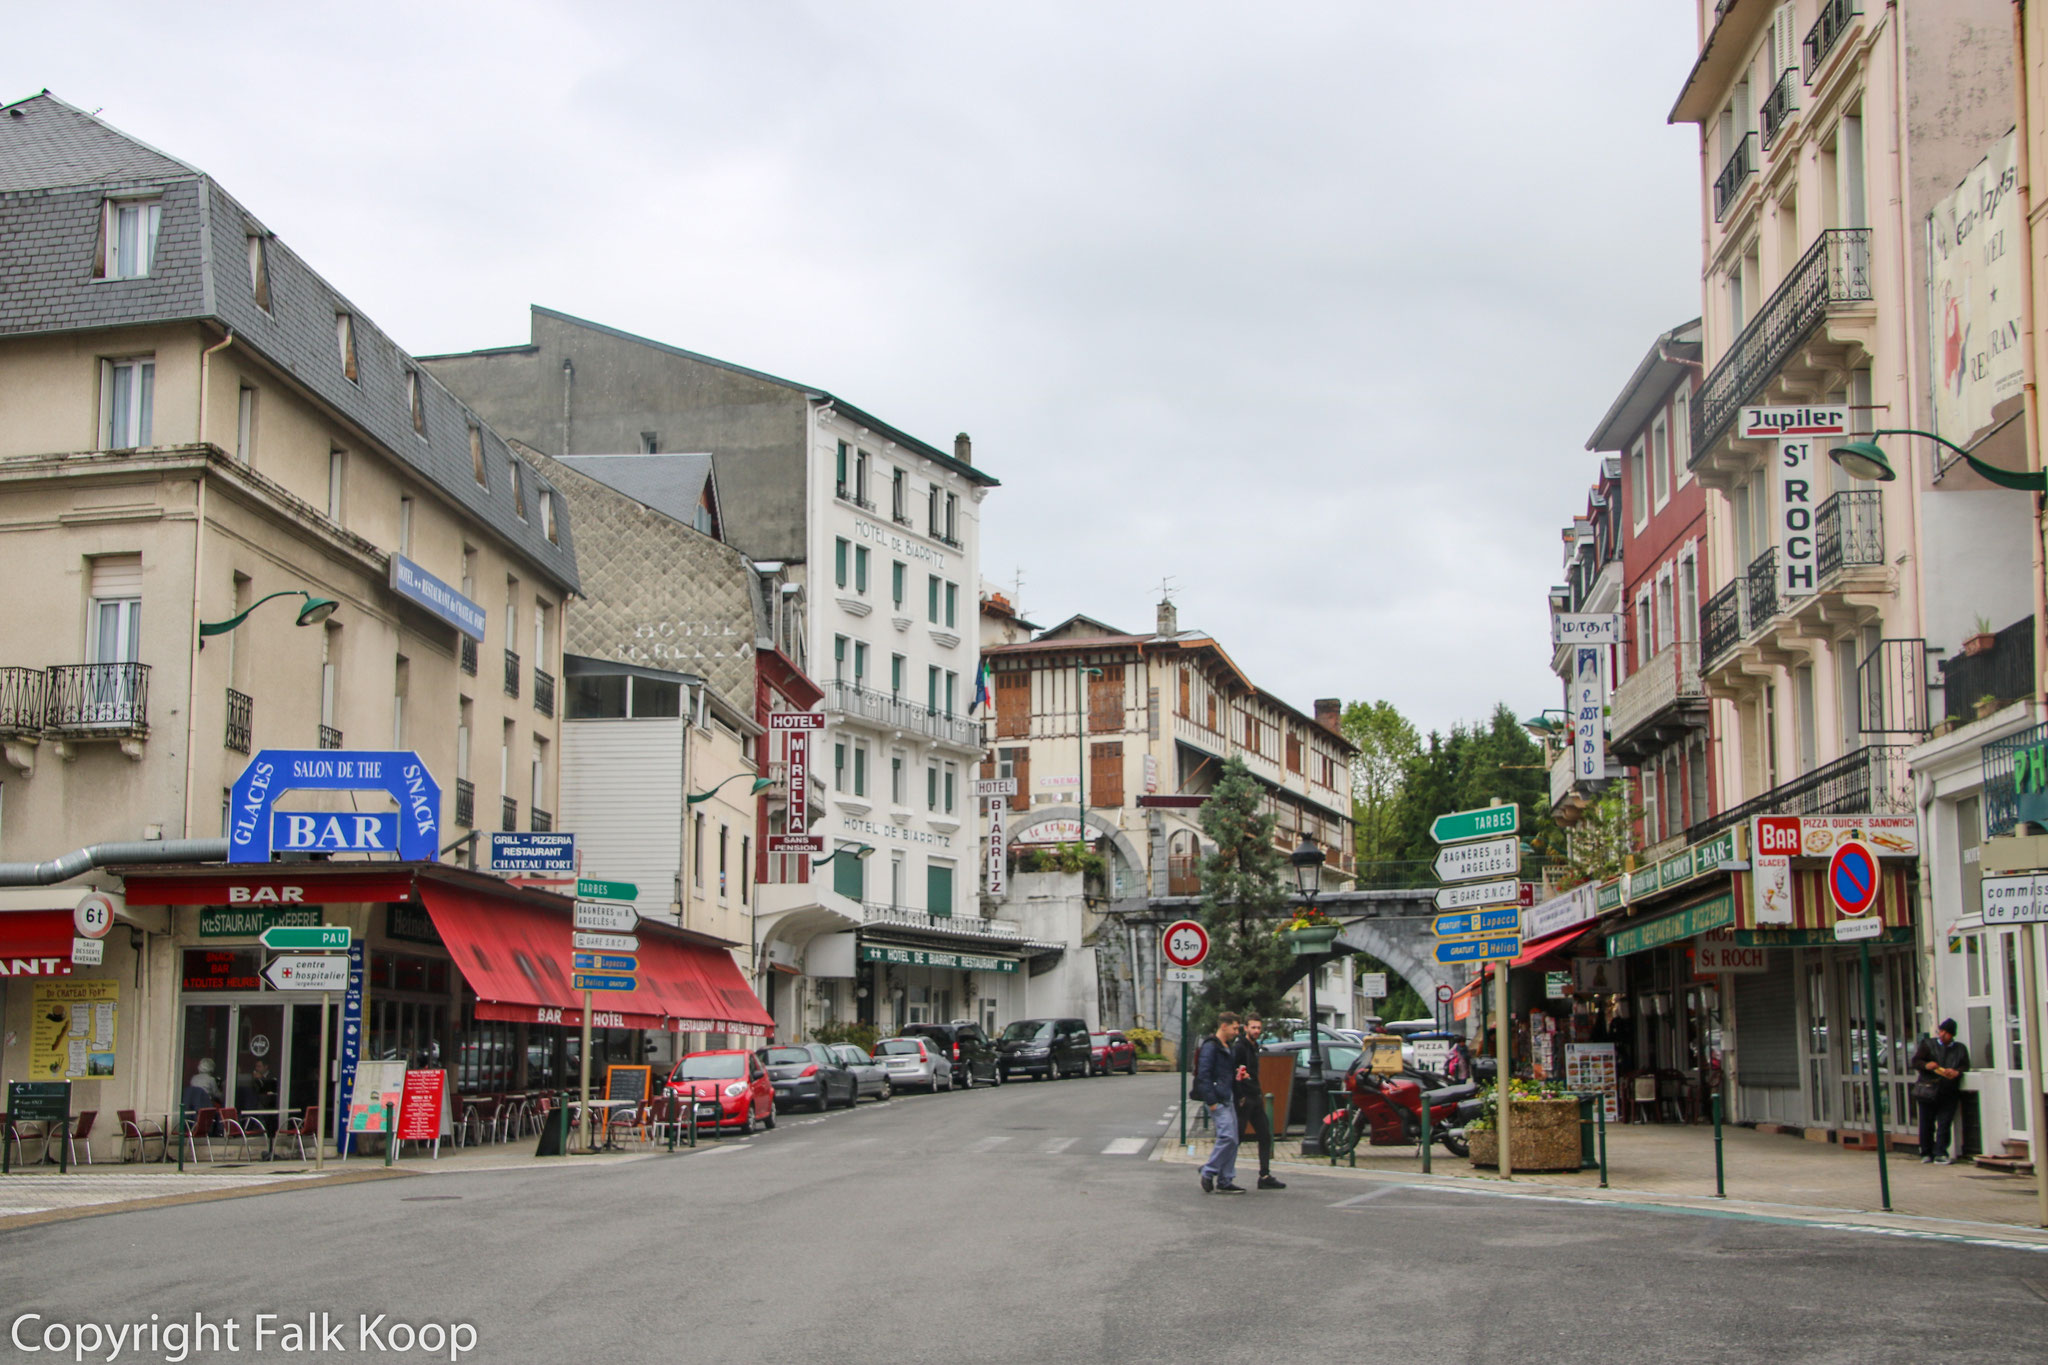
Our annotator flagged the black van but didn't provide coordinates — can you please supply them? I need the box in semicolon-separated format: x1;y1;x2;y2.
900;1021;999;1088
995;1017;1092;1081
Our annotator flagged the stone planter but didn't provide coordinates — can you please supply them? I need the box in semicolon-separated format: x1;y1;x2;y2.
1283;925;1340;955
1467;1097;1582;1172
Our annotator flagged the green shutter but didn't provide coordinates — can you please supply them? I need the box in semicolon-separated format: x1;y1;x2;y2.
928;575;939;622
836;538;848;588
836;441;847;492
892;561;905;606
891;654;904;694
855;546;868;593
834;848;864;900
927;863;953;917
854;745;867;796
946;582;957;628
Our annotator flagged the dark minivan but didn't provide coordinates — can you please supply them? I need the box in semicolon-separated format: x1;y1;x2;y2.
900;1021;999;1088
996;1017;1092;1081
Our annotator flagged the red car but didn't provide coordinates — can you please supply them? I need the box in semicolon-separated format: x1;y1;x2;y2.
1089;1031;1137;1076
665;1049;776;1134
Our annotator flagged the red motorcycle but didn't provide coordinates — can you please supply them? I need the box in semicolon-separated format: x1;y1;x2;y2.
1322;1064;1481;1159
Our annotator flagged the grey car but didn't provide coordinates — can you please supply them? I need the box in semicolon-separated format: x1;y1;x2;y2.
873;1036;953;1092
829;1044;893;1101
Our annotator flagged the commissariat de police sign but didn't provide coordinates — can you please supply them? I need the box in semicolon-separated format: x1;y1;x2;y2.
228;750;441;863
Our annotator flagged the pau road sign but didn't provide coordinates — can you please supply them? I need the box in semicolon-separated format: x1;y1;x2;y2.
1432;836;1520;883
1434;934;1521;965
1162;920;1210;969
260;925;351;951
262;955;350;990
1433;906;1521;939
1431;804;1520;846
1433;878;1523;911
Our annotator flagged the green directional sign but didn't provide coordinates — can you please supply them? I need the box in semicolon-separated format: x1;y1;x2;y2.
576;879;638;902
1430;803;1520;846
259;925;351;951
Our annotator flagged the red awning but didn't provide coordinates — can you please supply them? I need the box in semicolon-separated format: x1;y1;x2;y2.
635;932;774;1037
0;910;79;977
1504;925;1592;970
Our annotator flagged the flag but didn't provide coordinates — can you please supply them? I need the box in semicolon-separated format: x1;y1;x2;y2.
969;660;993;714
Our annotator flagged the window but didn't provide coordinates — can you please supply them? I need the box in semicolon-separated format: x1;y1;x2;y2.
534;601;552;670
943;762;956;814
853;742;868;797
1794;663;1818;773
1635;591;1653;667
469;426;487;487
511;461;527;520
1729;266;1746;334
640;431;658;454
892;561;906;609
927;762;939;811
336;314;358;383
942;492;959;543
719;825;730;898
99;198;162;279
853;641;868;687
398;497;414;556
836;539;849;589
693;813;706;888
1629;437;1648;527
320;623;340;733
834;634;847;682
996;671;1029;738
928;483;940;536
945;670;958;717
945;582;958;628
892;468;906;520
100;357;154;449
1091;741;1124;807
855;449;869;505
927;862;954;918
854;545;869;594
1651;413;1671;509
235;386;256;463
740;837;751;905
835;741;847;792
891;754;905;804
1673;388;1692;483
392;655;410;747
890;653;905;696
87;556;142;668
246;233;270;310
928;575;940;623
836;441;849;498
928;666;940;713
327;450;345;521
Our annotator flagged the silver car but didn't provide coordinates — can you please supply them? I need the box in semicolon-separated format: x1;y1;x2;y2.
829;1044;894;1101
873;1036;953;1093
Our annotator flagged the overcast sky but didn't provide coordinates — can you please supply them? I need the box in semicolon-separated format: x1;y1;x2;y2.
13;2;1701;736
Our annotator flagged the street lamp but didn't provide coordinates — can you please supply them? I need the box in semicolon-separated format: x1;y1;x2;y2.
197;589;339;643
687;774;774;805
1827;428;2048;490
1291;833;1329;1156
1076;664;1103;848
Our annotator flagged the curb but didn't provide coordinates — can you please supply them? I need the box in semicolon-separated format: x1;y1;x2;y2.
0;1167;415;1234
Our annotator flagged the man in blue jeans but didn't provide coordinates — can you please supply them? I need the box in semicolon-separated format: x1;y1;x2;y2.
1195;1012;1247;1194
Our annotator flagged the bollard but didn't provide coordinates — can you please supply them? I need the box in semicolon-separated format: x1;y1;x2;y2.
1420;1096;1431;1175
688;1097;698;1148
384;1103;396;1168
1596;1095;1608;1189
1712;1091;1726;1199
177;1103;186;1173
668;1097;678;1153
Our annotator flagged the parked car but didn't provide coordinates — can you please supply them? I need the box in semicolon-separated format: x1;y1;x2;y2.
874;1036;953;1092
1088;1031;1137;1075
664;1049;776;1134
827;1044;893;1101
901;1021;1001;1088
760;1043;859;1112
996;1017;1092;1081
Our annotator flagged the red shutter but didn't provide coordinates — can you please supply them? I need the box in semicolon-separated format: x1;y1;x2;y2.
1090;741;1124;808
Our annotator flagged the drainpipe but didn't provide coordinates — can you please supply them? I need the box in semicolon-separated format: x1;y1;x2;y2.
183;330;234;842
2012;1;2048;714
560;358;574;456
0;839;227;886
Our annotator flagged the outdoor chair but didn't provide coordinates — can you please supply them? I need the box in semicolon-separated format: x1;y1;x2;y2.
218;1107;261;1161
183;1107;220;1162
277;1106;319;1161
3;1113;43;1166
118;1110;166;1163
46;1110;97;1165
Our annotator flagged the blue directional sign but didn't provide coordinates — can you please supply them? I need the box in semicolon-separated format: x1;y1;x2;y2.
1433;907;1521;939
1434;934;1521;965
390;554;486;641
572;952;638;973
572;972;637;992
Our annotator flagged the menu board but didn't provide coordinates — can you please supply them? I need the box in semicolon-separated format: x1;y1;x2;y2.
346;1059;408;1135
29;981;118;1080
396;1070;450;1141
1565;1043;1619;1121
605;1065;651;1107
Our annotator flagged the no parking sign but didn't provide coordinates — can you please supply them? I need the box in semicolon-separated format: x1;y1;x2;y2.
1828;839;1882;941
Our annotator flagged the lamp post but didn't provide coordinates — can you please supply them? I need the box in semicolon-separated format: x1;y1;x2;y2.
1291;834;1328;1156
1826;429;2048;491
198;589;340;643
687;774;774;805
1076;663;1103;849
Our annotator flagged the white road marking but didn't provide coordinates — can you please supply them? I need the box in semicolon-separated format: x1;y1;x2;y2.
1102;1137;1148;1155
1042;1138;1077;1155
1329;1186;1404;1207
969;1136;1013;1153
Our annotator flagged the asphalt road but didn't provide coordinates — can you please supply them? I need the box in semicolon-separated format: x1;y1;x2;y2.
3;1072;2046;1364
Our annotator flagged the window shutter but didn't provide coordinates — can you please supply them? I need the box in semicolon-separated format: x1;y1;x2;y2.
926;863;953;917
1088;663;1124;733
995;670;1029;739
1090;741;1124;808
834;848;864;900
1011;749;1030;812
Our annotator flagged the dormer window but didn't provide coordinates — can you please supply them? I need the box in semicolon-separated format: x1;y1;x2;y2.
336;313;358;383
246;233;270;310
407;370;425;434
469;424;487;487
511;460;527;520
98;198;162;279
541;491;558;544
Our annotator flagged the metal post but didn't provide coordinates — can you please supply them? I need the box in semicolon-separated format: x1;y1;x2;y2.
383;1102;396;1168
1420;1086;1431;1174
315;990;331;1172
578;987;594;1154
1178;982;1189;1147
57;1093;67;1174
2021;923;2048;1229
1303;951;1327;1156
1712;1090;1725;1198
176;1102;185;1173
1861;939;1891;1211
1596;1094;1608;1188
1495;966;1512;1179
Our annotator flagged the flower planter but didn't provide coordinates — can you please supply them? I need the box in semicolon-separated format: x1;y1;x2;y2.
1974;696;2001;720
1466;1097;1582;1172
1963;632;1998;657
1283;925;1341;955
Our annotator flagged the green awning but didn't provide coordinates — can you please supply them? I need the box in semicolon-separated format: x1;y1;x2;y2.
1605;892;1735;958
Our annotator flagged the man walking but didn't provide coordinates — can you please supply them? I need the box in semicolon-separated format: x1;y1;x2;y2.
1232;1015;1284;1190
1911;1019;1970;1165
1194;1012;1246;1194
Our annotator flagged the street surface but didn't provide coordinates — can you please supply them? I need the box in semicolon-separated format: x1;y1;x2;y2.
3;1074;2046;1363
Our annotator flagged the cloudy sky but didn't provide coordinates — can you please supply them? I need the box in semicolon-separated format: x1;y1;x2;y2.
13;2;1701;736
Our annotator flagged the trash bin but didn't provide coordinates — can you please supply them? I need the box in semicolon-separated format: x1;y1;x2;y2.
1574;1093;1598;1166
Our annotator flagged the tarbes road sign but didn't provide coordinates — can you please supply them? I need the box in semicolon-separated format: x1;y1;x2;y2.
262;955;350;990
1431;804;1520;845
1434;934;1521;965
576;879;638;902
1433;878;1524;911
573;901;637;933
1162;919;1210;969
1432;836;1520;883
260;925;351;951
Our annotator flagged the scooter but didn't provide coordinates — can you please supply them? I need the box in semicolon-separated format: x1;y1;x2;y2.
1322;1065;1482;1159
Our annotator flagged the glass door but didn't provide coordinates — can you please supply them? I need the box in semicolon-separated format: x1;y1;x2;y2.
288;1001;335;1135
1800;955;1833;1125
234;1003;285;1137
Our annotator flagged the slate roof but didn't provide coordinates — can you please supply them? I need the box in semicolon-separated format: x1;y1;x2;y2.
0;92;576;592
558;454;720;537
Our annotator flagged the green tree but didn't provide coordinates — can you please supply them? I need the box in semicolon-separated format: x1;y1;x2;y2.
1390;703;1555;871
1341;699;1422;885
1193;756;1293;1034
1546;784;1641;888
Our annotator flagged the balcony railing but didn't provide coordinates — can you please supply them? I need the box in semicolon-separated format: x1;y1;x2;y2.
1760;68;1798;151
225;688;252;754
0;667;46;735
1714;131;1757;222
459;636;477;677
1859;637;1930;735
1814;489;1883;581
1940;618;2033;724
861;904;1022;939
531;807;552;833
504;650;521;699
1745;547;1778;637
1687;744;1913;843
533;668;555;719
45;663;149;734
502;797;518;833
1609;641;1704;755
1702;579;1745;668
1983;721;2048;838
318;724;343;750
1804;0;1862;82
1693;229;1873;457
824;680;982;749
455;778;475;827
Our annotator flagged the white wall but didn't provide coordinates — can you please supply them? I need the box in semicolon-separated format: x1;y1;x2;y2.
560;717;684;912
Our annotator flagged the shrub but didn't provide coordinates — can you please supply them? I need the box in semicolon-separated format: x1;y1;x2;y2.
1125;1027;1164;1055
812;1020;879;1053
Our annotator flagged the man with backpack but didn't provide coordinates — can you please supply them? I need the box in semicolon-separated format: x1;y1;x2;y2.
1194;1012;1247;1194
1910;1019;1970;1165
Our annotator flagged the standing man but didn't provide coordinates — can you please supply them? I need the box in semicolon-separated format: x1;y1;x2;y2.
1232;1015;1284;1190
1194;1012;1246;1194
1910;1019;1971;1165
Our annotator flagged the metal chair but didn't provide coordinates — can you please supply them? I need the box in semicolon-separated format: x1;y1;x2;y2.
118;1110;166;1163
217;1107;260;1161
183;1108;220;1162
3;1114;43;1167
276;1106;319;1161
46;1110;97;1165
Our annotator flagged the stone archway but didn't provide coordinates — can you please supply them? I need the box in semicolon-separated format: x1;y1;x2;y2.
1007;806;1146;900
1323;889;1462;1011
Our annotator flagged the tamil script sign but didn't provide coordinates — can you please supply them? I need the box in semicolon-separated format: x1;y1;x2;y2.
1552;614;1621;645
1929;130;2023;444
1572;647;1604;782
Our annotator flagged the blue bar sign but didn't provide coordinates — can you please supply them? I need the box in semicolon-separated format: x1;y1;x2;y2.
272;810;399;853
572;953;638;973
572;973;637;992
389;554;486;641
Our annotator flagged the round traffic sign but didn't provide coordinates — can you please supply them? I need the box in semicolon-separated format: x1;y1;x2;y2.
1162;919;1209;969
74;892;115;940
1435;984;1454;1004
1827;839;1882;918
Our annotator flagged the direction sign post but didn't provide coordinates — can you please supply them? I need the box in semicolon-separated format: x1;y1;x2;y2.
1162;919;1209;1146
262;955;350;991
1827;838;1891;1211
1432;836;1521;883
1431;804;1520;845
1429;801;1520;1179
260;925;352;951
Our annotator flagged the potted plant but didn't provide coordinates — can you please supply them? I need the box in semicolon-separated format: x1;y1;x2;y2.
1974;693;2001;720
1465;1078;1584;1173
1276;905;1340;954
1963;616;1997;657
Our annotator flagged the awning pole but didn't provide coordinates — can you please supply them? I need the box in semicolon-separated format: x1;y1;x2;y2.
578;989;593;1154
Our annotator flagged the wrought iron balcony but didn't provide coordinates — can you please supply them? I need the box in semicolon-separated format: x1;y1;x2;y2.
1983;721;2048;838
225;688;253;754
1804;0;1862;82
533;667;555;719
1814;489;1883;581
860;904;1023;939
1701;579;1744;669
1692;229;1872;458
1687;744;1913;843
1745;547;1778;637
455;778;475;827
501;797;518;832
45;663;149;735
1714;131;1757;222
1940;617;2034;725
504;649;520;700
1608;641;1706;760
1760;69;1798;151
824;680;982;750
459;636;477;677
318;724;343;750
0;667;46;736
531;807;552;833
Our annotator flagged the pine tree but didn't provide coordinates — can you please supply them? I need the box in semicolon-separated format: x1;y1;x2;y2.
1193;756;1293;1034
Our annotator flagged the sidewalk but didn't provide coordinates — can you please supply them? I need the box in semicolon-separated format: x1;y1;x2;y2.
1160;1117;2048;1244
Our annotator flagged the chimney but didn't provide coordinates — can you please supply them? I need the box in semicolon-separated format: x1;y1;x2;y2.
1157;598;1178;636
954;432;973;465
1314;698;1342;733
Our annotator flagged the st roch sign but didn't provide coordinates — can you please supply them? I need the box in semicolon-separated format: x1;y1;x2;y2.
228;750;441;863
1738;405;1849;601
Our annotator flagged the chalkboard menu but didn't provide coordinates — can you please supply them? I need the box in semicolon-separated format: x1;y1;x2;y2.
605;1065;651;1107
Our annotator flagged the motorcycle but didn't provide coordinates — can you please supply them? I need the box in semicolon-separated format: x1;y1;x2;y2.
1322;1064;1481;1159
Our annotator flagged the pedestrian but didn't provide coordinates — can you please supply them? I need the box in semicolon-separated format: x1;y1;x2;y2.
1231;1015;1284;1190
1193;1012;1246;1194
1910;1019;1970;1165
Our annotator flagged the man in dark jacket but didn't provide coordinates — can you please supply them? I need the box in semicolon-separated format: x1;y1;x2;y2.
1195;1013;1246;1194
1232;1015;1284;1189
1911;1019;1970;1164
